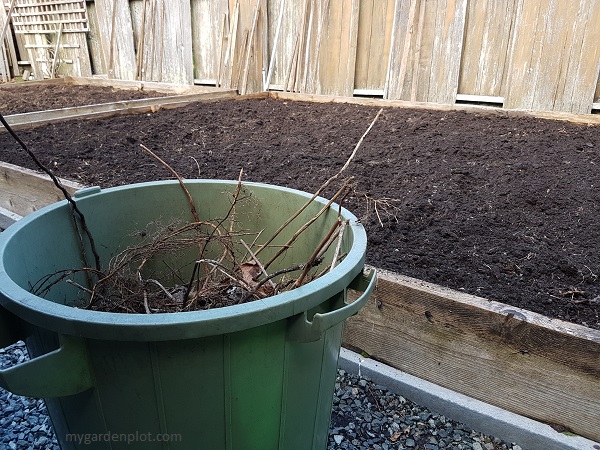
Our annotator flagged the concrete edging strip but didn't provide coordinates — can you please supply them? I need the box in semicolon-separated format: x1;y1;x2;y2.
338;348;599;450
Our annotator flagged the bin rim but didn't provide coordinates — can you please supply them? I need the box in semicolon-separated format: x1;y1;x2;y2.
0;179;367;341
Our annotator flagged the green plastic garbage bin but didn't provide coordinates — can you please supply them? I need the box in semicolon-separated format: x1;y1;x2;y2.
0;180;375;450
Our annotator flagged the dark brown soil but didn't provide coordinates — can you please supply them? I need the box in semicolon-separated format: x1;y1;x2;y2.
0;95;599;329
0;84;170;115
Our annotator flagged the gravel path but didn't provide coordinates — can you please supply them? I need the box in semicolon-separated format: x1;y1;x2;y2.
1;342;521;450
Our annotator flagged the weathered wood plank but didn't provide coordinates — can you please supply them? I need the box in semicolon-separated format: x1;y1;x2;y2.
369;0;395;91
190;0;229;84
505;0;600;113
354;0;374;91
94;0;136;80
84;1;105;75
0;205;21;230
386;0;466;104
63;32;92;78
266;0;298;89
343;269;600;442
0;161;84;216
63;76;213;94
384;0;412;99
458;0;517;98
553;0;600;113
291;0;358;97
428;0;468;104
134;0;193;84
342;0;359;96
0;77;67;89
596;69;600;103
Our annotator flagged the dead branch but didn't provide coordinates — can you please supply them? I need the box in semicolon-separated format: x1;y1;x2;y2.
254;108;383;258
294;218;341;288
0;113;102;271
264;178;354;270
330;220;348;272
140;144;200;222
363;193;402;227
240;239;276;290
241;258;324;303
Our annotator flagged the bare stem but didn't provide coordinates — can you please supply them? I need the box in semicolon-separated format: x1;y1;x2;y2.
140;144;200;222
0;113;102;271
255;108;383;257
329;220;348;272
294;218;341;288
240;239;276;289
264;178;353;270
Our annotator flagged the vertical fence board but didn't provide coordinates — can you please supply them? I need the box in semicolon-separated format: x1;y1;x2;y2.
458;0;517;98
505;0;600;113
161;0;193;84
326;0;358;97
266;0;301;88
386;0;466;105
531;0;572;112
94;0;136;80
428;0;467;104
318;1;342;95
354;0;374;90
370;1;395;91
86;1;106;74
190;0;228;83
135;0;193;84
553;0;600;113
384;0;413;99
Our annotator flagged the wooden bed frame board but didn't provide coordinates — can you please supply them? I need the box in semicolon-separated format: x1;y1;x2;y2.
0;161;84;216
344;269;600;442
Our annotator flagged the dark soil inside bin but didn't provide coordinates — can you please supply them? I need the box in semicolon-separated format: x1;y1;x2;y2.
0;96;598;330
0;84;172;115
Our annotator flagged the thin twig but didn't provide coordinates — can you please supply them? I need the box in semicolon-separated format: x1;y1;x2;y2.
255;108;383;258
199;259;250;288
240;239;276;289
183;260;202;306
200;168;244;260
66;279;94;295
0;113;102;271
146;279;177;303
143;290;151;314
264;178;353;270
330;220;348;272
140;144;200;222
241;257;324;302
190;156;201;177
229;168;244;235
294;218;341;288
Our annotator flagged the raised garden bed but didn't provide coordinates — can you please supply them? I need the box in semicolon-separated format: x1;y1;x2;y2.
0;90;598;442
0;94;598;329
0;77;237;130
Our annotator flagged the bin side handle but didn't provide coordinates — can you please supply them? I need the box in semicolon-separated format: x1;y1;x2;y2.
288;269;376;343
0;333;94;398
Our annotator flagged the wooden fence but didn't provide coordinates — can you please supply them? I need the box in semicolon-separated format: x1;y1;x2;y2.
2;0;600;114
